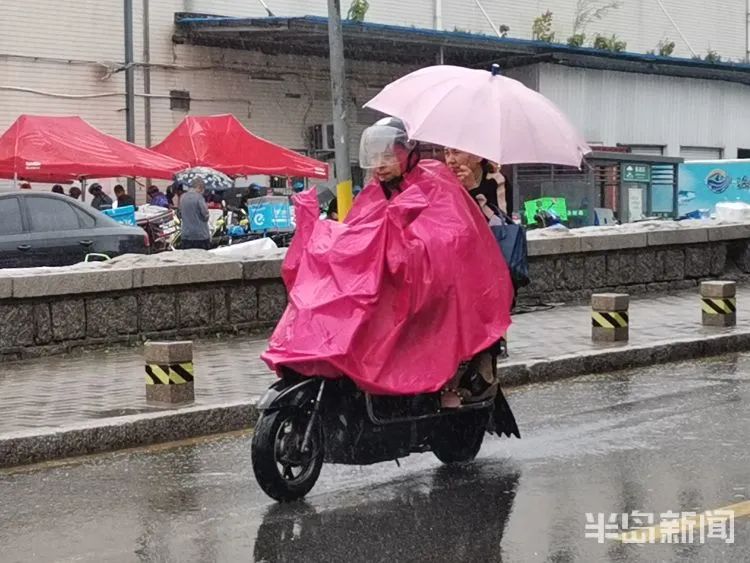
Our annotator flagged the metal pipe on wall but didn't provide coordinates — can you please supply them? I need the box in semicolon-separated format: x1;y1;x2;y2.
124;0;136;198
474;0;502;38
142;0;152;148
434;0;442;31
326;0;353;221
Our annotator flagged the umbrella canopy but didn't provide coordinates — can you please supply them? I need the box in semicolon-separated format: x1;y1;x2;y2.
175;166;233;191
152;114;329;179
365;65;591;168
0;115;188;182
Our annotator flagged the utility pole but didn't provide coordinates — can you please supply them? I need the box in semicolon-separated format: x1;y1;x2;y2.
124;0;137;199
326;0;353;221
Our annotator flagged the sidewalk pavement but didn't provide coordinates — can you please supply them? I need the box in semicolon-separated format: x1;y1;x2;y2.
3;286;750;467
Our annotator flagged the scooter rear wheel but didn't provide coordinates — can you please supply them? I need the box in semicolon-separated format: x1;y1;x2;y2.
251;408;324;502
431;411;486;464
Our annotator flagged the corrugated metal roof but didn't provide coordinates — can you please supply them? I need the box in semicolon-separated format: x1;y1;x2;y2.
174;13;750;85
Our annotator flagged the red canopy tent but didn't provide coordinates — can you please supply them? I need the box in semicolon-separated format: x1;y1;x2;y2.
0;115;188;182
152;114;329;179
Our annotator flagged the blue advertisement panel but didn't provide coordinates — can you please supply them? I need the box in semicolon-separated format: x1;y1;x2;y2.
678;160;750;216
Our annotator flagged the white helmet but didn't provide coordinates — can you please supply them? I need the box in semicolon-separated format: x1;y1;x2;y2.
359;117;417;170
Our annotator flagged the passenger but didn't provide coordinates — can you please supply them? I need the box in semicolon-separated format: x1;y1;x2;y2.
443;148;508;217
68;186;82;200
51;185;65;195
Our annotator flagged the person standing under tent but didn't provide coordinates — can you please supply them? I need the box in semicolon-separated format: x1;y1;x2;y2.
179;178;211;250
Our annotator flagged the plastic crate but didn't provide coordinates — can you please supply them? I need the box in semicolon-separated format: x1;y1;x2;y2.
248;196;293;233
103;205;137;226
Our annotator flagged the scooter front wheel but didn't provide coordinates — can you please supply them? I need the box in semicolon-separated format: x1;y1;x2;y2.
251;408;324;502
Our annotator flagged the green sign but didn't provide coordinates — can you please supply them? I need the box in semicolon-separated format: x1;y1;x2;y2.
523;197;569;225
623;163;651;182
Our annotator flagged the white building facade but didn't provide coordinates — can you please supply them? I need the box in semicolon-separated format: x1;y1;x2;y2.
2;0;750;189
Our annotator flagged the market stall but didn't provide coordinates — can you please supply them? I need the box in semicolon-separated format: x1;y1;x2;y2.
0;115;188;182
151;114;328;179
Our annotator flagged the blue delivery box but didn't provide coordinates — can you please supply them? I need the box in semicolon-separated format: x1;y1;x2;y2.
248;196;294;233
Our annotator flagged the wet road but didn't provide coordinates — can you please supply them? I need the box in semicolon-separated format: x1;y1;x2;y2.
2;355;750;562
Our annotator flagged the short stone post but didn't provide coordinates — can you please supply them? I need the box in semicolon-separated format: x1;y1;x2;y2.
700;281;736;327
144;341;195;404
591;293;629;342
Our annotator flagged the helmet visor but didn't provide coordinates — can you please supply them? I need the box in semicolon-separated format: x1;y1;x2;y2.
359;125;414;169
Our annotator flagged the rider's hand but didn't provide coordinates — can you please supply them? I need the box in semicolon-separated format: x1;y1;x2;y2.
457;165;479;190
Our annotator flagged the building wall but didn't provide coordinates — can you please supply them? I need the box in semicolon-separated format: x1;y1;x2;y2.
0;0;409;192
1;0;749;192
537;63;750;158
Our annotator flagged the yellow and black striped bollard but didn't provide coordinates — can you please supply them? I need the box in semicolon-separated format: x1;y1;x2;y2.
144;341;195;404
591;293;629;342
700;281;736;327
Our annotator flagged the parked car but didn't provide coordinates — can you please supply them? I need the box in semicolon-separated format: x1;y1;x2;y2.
0;192;149;268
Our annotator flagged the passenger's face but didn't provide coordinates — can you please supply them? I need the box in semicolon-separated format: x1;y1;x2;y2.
443;148;482;173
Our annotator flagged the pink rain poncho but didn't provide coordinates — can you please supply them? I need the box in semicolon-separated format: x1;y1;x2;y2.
261;160;513;395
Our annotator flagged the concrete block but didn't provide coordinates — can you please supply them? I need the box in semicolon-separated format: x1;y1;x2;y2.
708;223;750;242
0;304;34;348
230;285;258;324
177;289;213;329
685;247;712;278
655;249;685;281
526;258;558;294
51;300;86;341
144;341;194;364
591;293;630;312
702;311;736;327
146;382;195;405
634;251;656;284
592;326;629;342
579;233;648;253
139;293;177;332
136;261;243;289
561;256;585;290
0;277;12;299
210;291;230;328
700;281;737;298
85;296;138;338
258;282;288;322
710;244;728;276
647;228;709;247
584;254;607;288
12;269;133;299
527;236;581;257
33;304;52;345
607;252;638;285
243;259;284;280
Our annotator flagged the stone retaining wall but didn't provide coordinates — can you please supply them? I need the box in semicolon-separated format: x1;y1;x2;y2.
0;259;287;361
3;222;750;360
521;223;750;302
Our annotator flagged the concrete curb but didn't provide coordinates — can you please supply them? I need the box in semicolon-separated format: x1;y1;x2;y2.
4;330;750;469
0;401;259;468
496;330;750;386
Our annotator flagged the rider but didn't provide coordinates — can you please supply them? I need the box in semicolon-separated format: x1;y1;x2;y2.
358;118;503;407
357;116;420;202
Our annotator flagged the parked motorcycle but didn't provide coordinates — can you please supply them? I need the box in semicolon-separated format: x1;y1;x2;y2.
251;361;520;502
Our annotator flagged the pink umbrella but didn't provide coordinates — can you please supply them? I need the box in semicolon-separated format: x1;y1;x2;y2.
365;65;591;168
